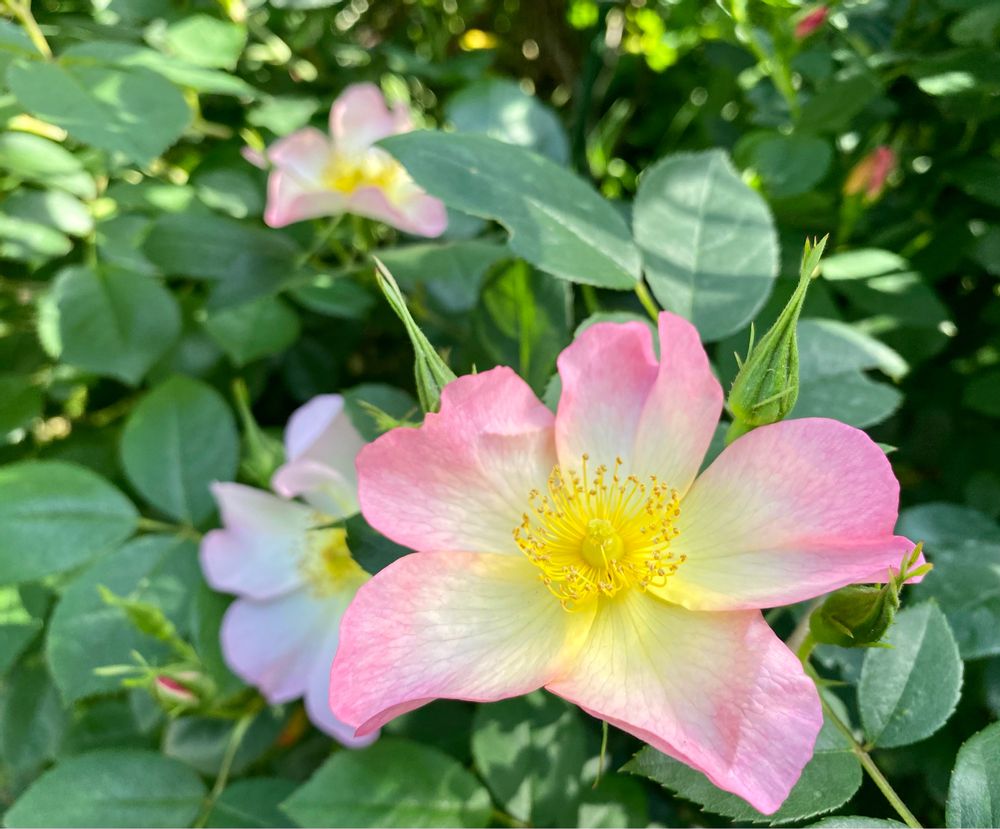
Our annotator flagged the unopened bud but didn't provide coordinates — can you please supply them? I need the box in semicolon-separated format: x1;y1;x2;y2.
726;236;827;442
844;146;896;201
795;6;828;39
373;257;456;413
154;673;200;707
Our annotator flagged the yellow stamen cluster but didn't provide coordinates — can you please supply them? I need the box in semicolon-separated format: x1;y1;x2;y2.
322;148;407;198
514;455;685;610
301;523;368;597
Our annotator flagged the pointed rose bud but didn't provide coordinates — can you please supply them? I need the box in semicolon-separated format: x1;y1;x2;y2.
154;673;201;707
373;258;456;413
844;146;896;201
726;236;827;442
809;543;929;648
795;6;828;39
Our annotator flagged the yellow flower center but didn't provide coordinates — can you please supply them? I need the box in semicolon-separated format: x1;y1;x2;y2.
322;148;408;199
514;455;685;610
301;524;368;597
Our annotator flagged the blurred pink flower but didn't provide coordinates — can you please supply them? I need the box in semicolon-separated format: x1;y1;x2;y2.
200;394;376;747
248;83;447;236
844;146;896;201
795;6;828;39
330;313;920;813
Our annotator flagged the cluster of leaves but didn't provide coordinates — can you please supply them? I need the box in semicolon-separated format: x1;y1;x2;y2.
1;0;999;827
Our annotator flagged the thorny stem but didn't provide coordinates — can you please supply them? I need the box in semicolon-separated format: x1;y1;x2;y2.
801;659;922;827
3;0;52;58
634;281;660;323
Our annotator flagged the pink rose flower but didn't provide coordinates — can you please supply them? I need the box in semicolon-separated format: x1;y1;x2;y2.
330;313;919;812
200;394;375;746
248;83;447;236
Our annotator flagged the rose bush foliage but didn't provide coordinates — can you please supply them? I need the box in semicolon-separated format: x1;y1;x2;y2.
1;0;1000;827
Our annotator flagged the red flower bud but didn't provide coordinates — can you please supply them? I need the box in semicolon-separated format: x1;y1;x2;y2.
844;146;896;201
795;6;828;39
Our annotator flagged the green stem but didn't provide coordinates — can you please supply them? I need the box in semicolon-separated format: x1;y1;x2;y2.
297;214;344;266
803;662;922;828
137;517;202;540
724;417;754;445
3;0;52;58
489;809;528;828
581;284;600;316
195;709;259;827
593;719;609;789
730;0;799;120
634;281;660;323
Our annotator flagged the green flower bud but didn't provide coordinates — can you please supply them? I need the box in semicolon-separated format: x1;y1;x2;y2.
809;584;899;648
726;236;827;442
232;378;284;488
374;258;456;414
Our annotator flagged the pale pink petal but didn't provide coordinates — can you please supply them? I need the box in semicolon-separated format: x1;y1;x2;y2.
242;146;267;169
264;169;347;228
200;483;312;600
555;313;722;493
272;394;366;517
221;587;347;704
329;83;406;154
655;418;916;611
330;551;593;736
346;185;448;238
357;367;556;555
304;627;379;747
266;127;331;180
546;593;822;815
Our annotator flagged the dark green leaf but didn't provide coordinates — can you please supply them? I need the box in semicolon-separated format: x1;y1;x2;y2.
206;779;298;828
946;721;1000;828
203;296;301;366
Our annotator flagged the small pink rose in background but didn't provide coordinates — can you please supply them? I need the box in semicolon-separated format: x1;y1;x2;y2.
845;146;897;201
247;83;447;236
330;313;920;813
795;5;828;39
200;394;376;747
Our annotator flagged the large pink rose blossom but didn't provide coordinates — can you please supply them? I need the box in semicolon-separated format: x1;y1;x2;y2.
200;394;375;746
329;313;919;812
247;83;447;236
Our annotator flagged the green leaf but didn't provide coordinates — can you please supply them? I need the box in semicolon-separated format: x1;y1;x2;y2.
946;721;1000;828
792;319;905;428
575;775;649;829
206;779;297;828
471;692;586;825
203;296;301;366
3;749;206;827
798;74;881;132
378;240;509;314
474;260;572;392
950;158;1000;207
734;132;833;198
144;208;302;307
193;166;264;219
634;149;779;341
858;602;963;748
344;512;409;576
0;132;96;199
281;738;493;828
808;819;906;828
445;78;569;163
46;535;199;704
160;14;246;70
163;713;284;776
831;272;949;328
120;376;238;525
343;382;419;440
0;373;42;437
6;60;191;165
0;461;137;584
0;662;67;779
62;41;255;98
964;368;1000;418
897;502;1000;546
289;271;375;320
0;211;71;261
94;214;160;277
624;718;861;825
0;617;41;676
822;249;909;281
1;188;93;237
381;131;641;289
38;265;181;385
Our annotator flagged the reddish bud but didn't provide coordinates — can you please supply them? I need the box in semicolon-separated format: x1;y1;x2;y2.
795;6;828;39
844;146;896;201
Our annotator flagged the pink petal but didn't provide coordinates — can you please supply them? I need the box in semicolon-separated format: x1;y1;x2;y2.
200;483;313;600
546;593;822;814
656;418;916;611
221;587;350;704
329;83;409;154
264;169;347;228
357;367;557;554
242;146;267;170
346;185;448;238
267;127;331;180
272;394;366;517
555;312;722;494
330;551;593;736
